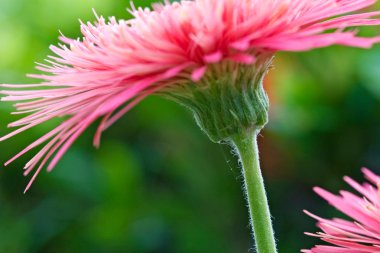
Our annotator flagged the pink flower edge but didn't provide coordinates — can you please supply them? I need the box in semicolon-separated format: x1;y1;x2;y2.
303;168;380;253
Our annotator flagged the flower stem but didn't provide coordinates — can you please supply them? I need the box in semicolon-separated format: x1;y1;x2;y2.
231;130;277;253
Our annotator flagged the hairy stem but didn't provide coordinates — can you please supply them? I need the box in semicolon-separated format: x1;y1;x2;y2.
231;130;277;253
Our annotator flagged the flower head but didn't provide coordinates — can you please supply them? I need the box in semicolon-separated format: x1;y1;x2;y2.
304;168;380;253
2;0;380;191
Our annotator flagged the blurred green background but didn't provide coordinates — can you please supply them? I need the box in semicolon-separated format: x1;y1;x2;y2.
1;1;380;252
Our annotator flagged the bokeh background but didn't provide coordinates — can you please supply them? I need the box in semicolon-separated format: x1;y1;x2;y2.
1;1;380;252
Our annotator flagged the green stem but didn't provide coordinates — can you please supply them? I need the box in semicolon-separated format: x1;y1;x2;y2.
231;130;277;253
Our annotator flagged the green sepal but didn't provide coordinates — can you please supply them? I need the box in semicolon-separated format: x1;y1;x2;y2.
163;58;272;143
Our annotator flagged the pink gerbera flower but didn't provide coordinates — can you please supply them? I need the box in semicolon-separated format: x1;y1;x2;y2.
304;168;380;253
2;0;380;192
